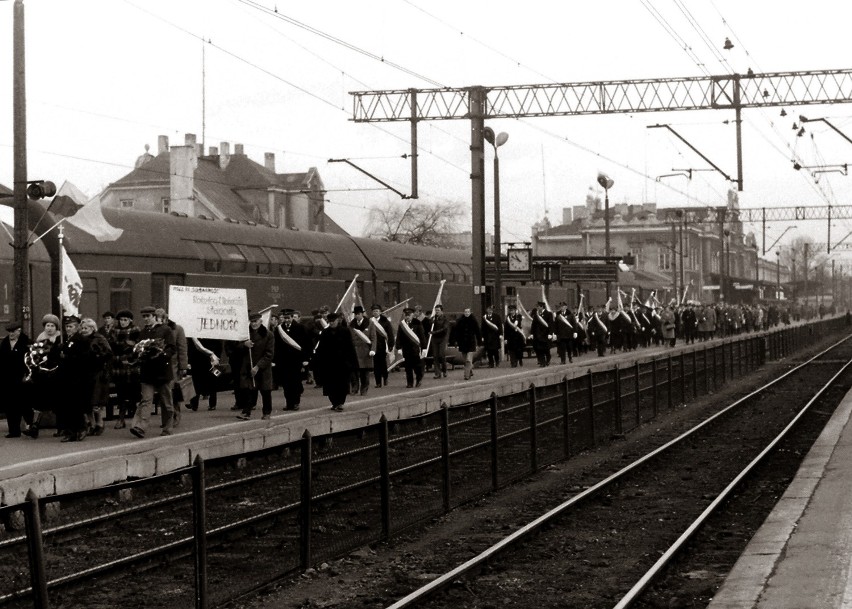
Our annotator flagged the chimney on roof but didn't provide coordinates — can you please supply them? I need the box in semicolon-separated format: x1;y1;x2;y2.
196;143;203;157
209;146;218;156
170;141;197;217
185;133;196;147
158;135;169;154
234;143;244;155
219;142;231;170
264;152;275;172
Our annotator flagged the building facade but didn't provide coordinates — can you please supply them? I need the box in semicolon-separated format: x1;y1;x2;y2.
98;133;344;234
532;191;789;305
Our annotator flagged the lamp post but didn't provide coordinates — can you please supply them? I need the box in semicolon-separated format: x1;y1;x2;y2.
484;127;509;313
597;172;615;256
776;250;781;300
723;229;731;303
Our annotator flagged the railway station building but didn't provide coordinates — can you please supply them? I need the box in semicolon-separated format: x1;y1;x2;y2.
530;190;788;305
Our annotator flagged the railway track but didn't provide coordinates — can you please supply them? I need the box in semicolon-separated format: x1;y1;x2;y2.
383;334;852;609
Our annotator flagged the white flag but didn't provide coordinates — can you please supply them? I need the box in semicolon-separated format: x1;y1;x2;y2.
59;245;83;316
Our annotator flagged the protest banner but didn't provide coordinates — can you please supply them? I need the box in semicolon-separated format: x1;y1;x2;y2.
168;286;250;340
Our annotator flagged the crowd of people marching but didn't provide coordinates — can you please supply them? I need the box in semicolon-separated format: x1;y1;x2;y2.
0;295;828;442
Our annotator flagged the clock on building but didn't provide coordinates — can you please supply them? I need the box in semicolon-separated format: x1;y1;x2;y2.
507;248;532;272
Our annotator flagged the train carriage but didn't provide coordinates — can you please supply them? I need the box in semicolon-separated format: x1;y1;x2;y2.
61;208;472;318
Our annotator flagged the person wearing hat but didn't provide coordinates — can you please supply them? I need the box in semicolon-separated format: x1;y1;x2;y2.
129;305;177;439
155;308;188;427
273;309;308;411
529;302;554;367
660;302;677;348
503;303;526;368
24;313;64;439
348;305;373;395
368;304;395;388
554;301;577;364
396;307;426;387
109;310;141;428
311;312;357;411
0;320;31;438
234;312;275;421
428;304;449;379
78;317;113;437
481;304;503;368
681;301;698;345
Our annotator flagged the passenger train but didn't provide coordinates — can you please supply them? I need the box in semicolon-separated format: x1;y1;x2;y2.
51;207;475;323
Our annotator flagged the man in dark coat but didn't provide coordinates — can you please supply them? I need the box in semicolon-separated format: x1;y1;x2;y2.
681;303;698;344
273;309;309;411
452;307;481;380
480;305;503;368
348;305;373;395
236;312;275;420
530;302;554;367
312;313;358;411
397;308;426;387
588;306;610;357
0;320;31;438
58;316;97;442
428;305;449;378
130;306;176;439
504;304;526;368
554;302;576;364
368;304;395;388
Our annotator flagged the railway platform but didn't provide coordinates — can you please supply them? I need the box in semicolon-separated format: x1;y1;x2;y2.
708;369;852;609
0;339;697;508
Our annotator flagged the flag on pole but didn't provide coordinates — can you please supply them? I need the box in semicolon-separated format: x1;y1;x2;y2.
258;304;277;329
515;295;534;336
59;245;83;316
335;274;362;322
423;280;446;357
540;285;553;312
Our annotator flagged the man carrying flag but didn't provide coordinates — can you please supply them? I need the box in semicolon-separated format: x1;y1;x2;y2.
273;309;309;411
348;305;373;395
504;302;528;368
396;307;425;387
451;306;481;380
428;304;449;378
368;304;395;388
480;304;503;368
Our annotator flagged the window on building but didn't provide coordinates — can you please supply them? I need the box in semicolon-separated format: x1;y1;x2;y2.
712;251;720;273
120;199;134;209
690;247;699;271
109;277;132;313
151;273;184;310
658;249;672;271
161;198;171;213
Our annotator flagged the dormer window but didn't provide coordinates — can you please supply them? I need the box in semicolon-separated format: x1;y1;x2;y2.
161;197;171;213
120;199;134;209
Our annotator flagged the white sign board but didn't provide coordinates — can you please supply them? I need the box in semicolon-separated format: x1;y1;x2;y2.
168;286;250;340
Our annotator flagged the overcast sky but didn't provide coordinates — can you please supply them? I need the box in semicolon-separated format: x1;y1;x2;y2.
1;0;851;255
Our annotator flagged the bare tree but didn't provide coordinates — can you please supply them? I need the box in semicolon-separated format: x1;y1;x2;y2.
365;201;466;247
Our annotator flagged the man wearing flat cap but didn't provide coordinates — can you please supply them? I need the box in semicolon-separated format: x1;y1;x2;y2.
273;309;308;411
129;305;177;439
311;312;358;411
234;312;275;421
1;321;31;438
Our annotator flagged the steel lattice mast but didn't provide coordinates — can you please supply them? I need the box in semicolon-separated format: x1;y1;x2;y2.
350;69;852;316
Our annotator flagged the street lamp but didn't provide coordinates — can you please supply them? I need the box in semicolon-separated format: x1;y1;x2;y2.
484;127;509;313
596;172;615;256
776;250;781;300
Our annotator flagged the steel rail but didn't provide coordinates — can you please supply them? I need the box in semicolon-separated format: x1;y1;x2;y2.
383;333;852;609
611;355;852;608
